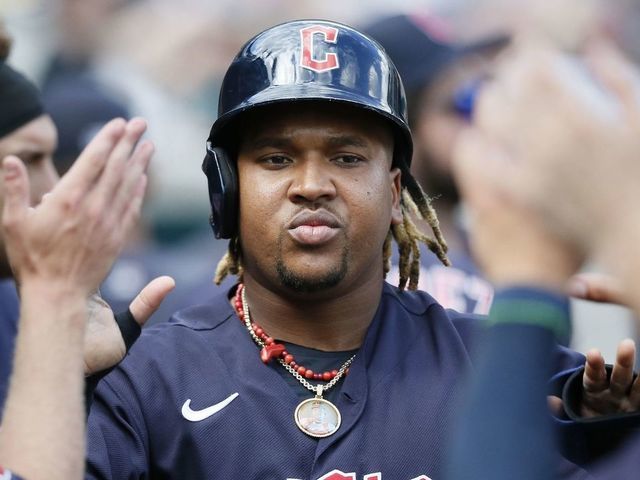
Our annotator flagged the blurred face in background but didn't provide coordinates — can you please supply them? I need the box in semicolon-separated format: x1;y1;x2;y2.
0;114;58;278
411;54;491;205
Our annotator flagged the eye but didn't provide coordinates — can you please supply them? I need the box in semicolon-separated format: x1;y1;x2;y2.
334;155;363;167
260;155;292;169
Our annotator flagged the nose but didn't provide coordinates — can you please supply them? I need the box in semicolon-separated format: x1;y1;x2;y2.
287;157;337;205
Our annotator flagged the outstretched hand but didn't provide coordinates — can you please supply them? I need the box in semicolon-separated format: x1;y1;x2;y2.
84;276;175;375
2;117;173;374
580;339;640;417
2;118;152;296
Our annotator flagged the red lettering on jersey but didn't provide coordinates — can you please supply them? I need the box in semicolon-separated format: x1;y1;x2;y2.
316;470;356;480
300;25;339;72
289;470;432;480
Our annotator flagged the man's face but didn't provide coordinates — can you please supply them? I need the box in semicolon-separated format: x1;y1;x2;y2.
0;114;58;278
236;102;401;296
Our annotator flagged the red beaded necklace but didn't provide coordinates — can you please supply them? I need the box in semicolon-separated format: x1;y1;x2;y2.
233;283;350;382
234;283;355;438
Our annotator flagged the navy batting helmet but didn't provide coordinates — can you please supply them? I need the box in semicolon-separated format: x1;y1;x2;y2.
203;19;413;239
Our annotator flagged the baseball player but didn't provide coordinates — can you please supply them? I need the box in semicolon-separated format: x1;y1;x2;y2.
84;20;638;480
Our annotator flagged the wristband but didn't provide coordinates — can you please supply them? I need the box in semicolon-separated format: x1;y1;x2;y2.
115;308;141;351
488;287;571;345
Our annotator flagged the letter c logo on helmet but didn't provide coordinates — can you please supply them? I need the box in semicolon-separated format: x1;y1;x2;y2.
300;25;340;73
202;20;413;239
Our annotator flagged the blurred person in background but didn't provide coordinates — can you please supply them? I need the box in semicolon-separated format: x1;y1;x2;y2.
40;0;135;88
38;9;232;323
448;38;640;480
41;74;219;323
365;13;508;315
42;76;131;176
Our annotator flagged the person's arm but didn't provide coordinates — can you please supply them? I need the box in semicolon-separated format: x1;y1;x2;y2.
0;118;154;480
445;95;582;477
448;38;640;478
448;288;570;480
0;282;87;479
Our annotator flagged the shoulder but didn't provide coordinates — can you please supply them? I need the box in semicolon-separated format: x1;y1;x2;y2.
94;286;249;412
380;282;485;351
155;282;238;331
112;285;240;373
382;281;485;323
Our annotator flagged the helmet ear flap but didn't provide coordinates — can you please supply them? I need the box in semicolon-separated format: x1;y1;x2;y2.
202;143;238;239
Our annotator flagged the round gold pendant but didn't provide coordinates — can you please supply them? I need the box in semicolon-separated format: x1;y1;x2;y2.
294;397;341;438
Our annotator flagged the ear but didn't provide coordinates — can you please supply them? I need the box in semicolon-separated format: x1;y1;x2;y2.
389;167;403;226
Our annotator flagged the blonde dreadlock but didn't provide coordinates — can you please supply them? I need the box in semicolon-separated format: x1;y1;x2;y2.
385;186;450;291
214;237;243;285
214;179;449;291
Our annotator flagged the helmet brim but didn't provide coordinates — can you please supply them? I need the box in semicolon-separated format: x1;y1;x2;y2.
208;83;413;169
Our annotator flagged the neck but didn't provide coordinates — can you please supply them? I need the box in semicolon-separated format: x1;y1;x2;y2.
239;273;384;351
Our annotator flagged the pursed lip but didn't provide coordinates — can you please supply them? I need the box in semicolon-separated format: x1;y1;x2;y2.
286;210;343;246
287;210;342;230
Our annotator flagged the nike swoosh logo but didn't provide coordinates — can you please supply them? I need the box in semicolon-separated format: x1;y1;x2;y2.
181;392;239;422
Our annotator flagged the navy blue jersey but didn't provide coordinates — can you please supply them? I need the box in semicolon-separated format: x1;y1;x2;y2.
86;283;582;480
447;288;640;480
590;433;640;479
0;279;19;419
448;288;572;480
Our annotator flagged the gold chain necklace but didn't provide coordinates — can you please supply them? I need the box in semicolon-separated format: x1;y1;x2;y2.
235;284;355;438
